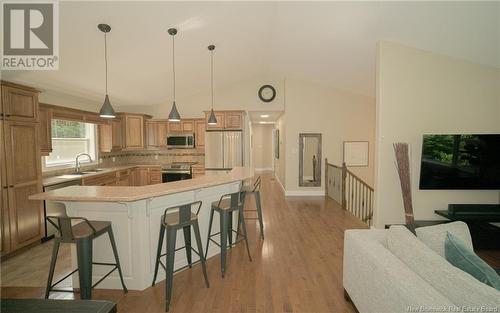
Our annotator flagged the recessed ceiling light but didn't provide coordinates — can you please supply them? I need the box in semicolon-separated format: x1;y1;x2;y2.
260;114;270;118
259;121;274;124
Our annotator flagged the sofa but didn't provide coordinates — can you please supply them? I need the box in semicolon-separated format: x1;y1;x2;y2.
343;222;500;313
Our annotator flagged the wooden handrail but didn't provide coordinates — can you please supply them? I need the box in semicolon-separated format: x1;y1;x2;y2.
325;160;374;226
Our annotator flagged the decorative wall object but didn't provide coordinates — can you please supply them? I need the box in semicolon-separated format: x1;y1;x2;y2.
274;129;279;159
343;141;369;166
393;142;415;225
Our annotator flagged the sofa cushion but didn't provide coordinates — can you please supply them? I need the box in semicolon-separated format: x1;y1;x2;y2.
416;221;472;257
387;226;500;309
445;232;500;291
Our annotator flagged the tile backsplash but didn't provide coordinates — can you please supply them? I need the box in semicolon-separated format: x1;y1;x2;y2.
42;149;205;177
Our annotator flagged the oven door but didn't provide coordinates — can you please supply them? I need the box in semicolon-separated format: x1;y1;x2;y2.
162;171;193;182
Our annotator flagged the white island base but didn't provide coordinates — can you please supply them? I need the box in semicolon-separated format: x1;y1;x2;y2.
60;180;241;291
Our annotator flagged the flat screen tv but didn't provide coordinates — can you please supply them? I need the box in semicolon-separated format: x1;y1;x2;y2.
419;134;500;190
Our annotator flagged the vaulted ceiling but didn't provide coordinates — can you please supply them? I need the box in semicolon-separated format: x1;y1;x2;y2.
3;1;499;109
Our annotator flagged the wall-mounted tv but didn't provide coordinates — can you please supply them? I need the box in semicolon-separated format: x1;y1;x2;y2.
419;134;500;190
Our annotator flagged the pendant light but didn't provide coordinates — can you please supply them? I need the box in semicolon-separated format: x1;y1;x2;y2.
167;28;181;122
98;23;116;118
207;44;217;125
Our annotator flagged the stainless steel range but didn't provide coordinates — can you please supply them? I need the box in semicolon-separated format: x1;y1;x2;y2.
161;162;197;182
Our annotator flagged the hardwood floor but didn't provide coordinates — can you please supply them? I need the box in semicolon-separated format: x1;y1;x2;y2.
0;173;366;312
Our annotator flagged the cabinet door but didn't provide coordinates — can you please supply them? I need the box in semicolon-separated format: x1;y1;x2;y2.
156;121;168;148
146;121;157;149
136;168;149;186
0;121;11;256
148;167;162;185
38;105;52;156
205;111;225;130
167;122;181;133
3;121;43;251
111;119;122;151
225;112;243;130
194;119;206;147
117;176;130;186
1;86;39;122
124;115;144;150
98;124;112;153
181;119;194;132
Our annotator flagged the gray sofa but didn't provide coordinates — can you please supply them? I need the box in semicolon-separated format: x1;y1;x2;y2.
343;222;500;313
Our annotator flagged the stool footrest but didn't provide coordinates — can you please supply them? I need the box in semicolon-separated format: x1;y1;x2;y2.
208;236;248;249
156;258;204;275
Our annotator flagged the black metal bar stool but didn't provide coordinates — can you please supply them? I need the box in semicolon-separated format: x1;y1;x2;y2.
45;211;127;300
205;191;252;278
241;176;264;240
151;201;209;312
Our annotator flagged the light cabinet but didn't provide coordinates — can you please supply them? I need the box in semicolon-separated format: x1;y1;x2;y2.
98;123;113;153
194;119;206;148
38;104;52;156
0;81;43;257
156;121;168;148
225;111;244;129
1;82;39;122
148;167;162;185
146;120;157;149
81;172;117;186
181;119;194;132
119;113;147;150
111;119;123;150
167;121;181;133
205;111;225;130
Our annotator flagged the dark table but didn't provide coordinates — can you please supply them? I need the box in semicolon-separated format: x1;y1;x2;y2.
0;299;117;313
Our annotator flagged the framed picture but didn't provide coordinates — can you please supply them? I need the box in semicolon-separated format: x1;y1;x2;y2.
343;141;369;167
274;129;279;159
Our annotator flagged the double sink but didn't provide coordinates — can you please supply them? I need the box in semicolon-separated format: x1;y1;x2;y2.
57;169;105;179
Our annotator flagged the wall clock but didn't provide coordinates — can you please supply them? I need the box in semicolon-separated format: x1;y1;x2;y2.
258;85;276;103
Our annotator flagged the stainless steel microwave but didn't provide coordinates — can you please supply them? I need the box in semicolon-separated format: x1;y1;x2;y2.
166;133;195;149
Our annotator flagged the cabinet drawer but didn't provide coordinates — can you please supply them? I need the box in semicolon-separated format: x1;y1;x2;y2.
117;169;131;177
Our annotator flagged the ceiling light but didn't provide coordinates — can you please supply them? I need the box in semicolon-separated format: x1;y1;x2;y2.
167;28;181;122
98;23;116;119
207;44;218;126
259;121;275;124
260;114;270;118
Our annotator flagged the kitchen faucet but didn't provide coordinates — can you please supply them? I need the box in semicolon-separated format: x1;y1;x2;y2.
75;153;93;173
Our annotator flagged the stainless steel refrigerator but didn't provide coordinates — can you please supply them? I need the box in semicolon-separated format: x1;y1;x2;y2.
205;131;243;170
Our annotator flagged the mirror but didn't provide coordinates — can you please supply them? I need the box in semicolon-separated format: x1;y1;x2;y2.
299;133;322;187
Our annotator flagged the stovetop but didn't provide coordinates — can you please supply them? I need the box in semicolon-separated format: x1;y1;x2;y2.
162;162;198;170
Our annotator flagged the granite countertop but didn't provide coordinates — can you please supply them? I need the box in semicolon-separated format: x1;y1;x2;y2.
42;164;162;187
31;167;254;202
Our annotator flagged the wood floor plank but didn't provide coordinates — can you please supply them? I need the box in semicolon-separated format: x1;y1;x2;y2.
1;173;367;312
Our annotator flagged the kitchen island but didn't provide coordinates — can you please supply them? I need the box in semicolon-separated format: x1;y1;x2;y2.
30;167;254;291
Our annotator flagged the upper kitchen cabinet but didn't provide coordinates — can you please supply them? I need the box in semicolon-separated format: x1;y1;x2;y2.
156;120;168;148
118;113;151;150
167;119;194;133
146;120;157;149
38;104;53;156
205;110;244;130
205;111;225;130
1;81;40;123
98;123;113;153
111;119;123;151
194;119;206;147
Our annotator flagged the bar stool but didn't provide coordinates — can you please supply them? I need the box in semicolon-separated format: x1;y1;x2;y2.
241;176;264;240
205;191;252;278
45;211;127;300
151;201;209;312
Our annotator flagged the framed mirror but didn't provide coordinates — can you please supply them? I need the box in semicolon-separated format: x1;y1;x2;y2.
299;133;322;187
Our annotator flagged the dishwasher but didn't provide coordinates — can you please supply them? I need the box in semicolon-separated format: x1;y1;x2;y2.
42;179;81;241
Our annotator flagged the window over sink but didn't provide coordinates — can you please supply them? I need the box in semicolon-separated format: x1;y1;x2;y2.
44;119;97;168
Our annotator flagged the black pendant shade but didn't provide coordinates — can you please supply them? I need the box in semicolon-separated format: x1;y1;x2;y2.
168;28;181;122
168;101;181;122
99;94;116;118
207;44;217;125
98;23;115;118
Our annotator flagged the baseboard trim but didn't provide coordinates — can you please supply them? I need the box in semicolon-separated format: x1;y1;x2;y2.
275;175;285;192
284;190;325;197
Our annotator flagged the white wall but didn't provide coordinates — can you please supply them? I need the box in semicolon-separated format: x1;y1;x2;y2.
283;78;376;195
251;124;274;170
374;41;500;228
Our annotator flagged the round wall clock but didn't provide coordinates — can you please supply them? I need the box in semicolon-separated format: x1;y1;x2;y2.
258;85;276;103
